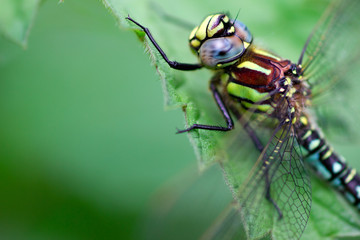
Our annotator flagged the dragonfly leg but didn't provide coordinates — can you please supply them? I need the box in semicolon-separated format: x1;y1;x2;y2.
177;81;234;134
265;169;283;219
126;16;203;71
227;104;264;152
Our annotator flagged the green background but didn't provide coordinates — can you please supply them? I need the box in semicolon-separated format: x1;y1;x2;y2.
0;1;194;239
0;0;359;239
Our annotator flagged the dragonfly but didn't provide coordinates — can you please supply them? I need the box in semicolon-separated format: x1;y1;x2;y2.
126;0;360;239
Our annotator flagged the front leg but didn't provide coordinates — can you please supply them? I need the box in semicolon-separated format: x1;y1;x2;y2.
177;81;234;134
126;16;203;71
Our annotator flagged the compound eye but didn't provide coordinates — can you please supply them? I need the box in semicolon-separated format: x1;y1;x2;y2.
199;36;245;68
233;20;252;43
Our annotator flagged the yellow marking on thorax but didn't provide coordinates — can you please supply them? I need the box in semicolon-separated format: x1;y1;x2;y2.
300;116;308;126
242;101;272;112
237;61;271;75
253;49;281;60
286;87;296;98
284;77;291;85
227;82;270;103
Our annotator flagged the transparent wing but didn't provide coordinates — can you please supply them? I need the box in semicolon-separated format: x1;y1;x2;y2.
260;122;311;239
299;0;360;141
215;116;311;240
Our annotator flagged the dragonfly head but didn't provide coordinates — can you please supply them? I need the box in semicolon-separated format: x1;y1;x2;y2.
189;14;253;68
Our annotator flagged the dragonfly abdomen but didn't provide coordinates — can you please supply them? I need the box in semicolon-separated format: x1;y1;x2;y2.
298;117;360;208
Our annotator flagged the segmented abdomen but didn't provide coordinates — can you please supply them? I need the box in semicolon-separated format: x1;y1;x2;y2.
297;116;360;209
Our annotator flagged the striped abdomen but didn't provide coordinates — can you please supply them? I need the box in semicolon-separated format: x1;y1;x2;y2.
297;116;360;209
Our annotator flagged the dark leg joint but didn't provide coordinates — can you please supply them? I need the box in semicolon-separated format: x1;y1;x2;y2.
176;80;234;134
176;123;234;134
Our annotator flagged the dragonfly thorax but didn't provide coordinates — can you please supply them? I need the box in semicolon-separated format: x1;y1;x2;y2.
189;14;253;69
225;47;311;120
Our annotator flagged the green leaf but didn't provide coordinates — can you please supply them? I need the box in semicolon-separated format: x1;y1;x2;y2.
0;0;42;47
102;0;360;239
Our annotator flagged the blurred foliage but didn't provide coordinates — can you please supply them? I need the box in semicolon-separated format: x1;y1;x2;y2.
0;0;194;239
0;0;360;239
0;0;41;47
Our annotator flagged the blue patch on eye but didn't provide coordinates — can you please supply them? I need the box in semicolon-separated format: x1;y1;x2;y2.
199;37;245;67
233;20;252;43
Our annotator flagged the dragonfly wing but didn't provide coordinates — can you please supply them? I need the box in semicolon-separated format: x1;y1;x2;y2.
211;98;312;240
241;123;310;240
300;0;360;141
265;124;312;239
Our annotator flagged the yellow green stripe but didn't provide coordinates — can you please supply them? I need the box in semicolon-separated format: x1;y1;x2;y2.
242;101;272;112
207;14;224;37
302;130;312;140
189;27;199;40
237;61;271;75
322;149;333;160
196;15;212;40
253;48;281;60
227;82;270;103
345;169;357;184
